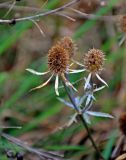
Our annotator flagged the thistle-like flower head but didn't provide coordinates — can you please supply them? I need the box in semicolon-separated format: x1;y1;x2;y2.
26;41;77;96
57;37;76;58
48;44;69;74
84;48;105;74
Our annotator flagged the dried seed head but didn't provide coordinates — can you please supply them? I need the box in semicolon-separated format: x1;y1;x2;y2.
84;48;105;73
120;15;126;32
119;112;126;136
48;44;69;74
57;37;77;58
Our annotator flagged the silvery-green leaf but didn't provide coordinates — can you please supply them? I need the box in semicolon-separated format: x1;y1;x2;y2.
55;75;59;96
26;68;49;75
68;69;86;74
94;86;105;92
83;113;91;124
75;97;81;106
78;95;86;106
92;95;96;101
85;94;92;107
96;74;108;87
84;73;91;90
84;77;92;90
57;98;74;109
83;101;93;112
86;111;114;118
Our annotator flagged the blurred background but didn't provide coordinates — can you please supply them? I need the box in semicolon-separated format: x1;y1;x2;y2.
0;0;126;159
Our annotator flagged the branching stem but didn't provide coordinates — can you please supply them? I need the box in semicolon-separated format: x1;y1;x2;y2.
62;78;105;160
0;0;80;24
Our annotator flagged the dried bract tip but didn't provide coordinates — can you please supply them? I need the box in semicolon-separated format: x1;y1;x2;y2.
120;15;126;32
48;44;69;74
57;37;77;58
119;112;126;136
84;48;105;73
115;153;126;160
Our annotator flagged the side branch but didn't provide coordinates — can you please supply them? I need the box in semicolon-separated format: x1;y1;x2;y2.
1;132;64;160
0;0;80;24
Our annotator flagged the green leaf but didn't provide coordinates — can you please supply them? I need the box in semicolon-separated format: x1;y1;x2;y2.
103;130;117;160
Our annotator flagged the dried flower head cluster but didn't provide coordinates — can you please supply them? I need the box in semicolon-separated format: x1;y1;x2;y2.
119;112;126;136
26;37;107;95
120;15;126;32
48;44;69;74
84;48;105;74
26;37;77;95
57;37;76;58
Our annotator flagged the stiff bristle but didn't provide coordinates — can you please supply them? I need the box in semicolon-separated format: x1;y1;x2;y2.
48;44;69;74
57;37;77;58
119;112;126;136
84;48;105;73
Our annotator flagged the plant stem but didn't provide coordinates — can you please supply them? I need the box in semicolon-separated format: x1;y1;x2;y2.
62;79;105;160
0;0;80;24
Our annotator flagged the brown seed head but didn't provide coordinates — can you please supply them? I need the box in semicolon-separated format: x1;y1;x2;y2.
120;15;126;32
84;48;105;73
119;112;126;136
48;44;69;74
57;37;77;58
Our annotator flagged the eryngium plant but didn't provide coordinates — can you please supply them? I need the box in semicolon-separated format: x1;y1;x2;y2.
26;37;113;160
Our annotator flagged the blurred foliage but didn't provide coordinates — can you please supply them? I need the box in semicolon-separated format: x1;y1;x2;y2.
0;0;125;159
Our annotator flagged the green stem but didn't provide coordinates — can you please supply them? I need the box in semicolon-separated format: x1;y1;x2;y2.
62;79;105;160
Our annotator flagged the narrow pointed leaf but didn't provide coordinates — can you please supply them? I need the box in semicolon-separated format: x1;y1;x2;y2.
30;74;53;91
96;74;108;87
84;73;91;89
57;98;74;109
85;95;91;107
75;97;81;106
55;75;59;96
68;69;85;74
66;81;78;92
86;111;114;118
94;85;105;92
92;95;96;101
26;68;49;75
83;113;91;124
78;95;86;106
83;101;93;112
